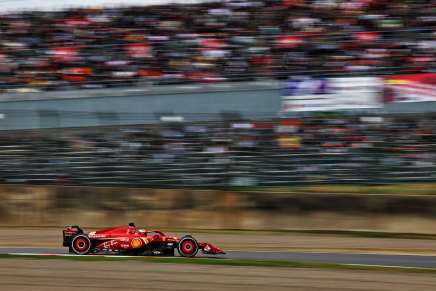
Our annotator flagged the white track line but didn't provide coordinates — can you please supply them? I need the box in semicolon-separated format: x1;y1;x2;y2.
343;263;436;270
7;253;433;269
8;253;179;258
6;253;229;259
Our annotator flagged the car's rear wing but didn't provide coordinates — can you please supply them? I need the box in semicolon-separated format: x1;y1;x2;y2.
62;225;84;247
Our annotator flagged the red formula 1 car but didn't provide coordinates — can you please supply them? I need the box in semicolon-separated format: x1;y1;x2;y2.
62;223;225;257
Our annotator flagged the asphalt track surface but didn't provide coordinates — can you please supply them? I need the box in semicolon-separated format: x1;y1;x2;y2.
1;247;436;269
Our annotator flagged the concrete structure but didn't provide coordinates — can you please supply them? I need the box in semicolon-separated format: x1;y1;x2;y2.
0;80;435;130
0;81;281;130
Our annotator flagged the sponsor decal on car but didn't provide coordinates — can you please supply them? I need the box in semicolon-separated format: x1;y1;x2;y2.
131;238;143;248
89;232;108;239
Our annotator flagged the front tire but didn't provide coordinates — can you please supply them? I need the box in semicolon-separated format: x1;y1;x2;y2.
70;234;92;255
177;236;199;257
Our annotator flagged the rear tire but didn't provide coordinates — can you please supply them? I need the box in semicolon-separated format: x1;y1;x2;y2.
177;236;199;257
70;234;92;255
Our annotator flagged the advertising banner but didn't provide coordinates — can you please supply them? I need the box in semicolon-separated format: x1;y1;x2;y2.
282;76;383;112
384;73;436;103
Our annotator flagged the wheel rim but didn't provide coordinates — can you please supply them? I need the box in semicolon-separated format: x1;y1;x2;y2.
181;240;195;254
74;237;89;252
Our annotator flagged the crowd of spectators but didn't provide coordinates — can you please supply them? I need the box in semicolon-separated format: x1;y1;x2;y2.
0;115;434;186
0;0;435;92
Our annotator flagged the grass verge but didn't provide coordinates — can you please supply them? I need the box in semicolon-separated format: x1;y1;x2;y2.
1;253;436;274
234;183;436;196
1;225;436;240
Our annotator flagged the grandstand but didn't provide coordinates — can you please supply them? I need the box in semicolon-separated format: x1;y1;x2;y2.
0;0;434;93
0;115;434;187
0;0;434;187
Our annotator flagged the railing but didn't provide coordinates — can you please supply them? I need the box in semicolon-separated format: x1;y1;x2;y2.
0;119;434;187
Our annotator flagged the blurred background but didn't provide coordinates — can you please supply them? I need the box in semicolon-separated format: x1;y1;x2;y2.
0;0;435;232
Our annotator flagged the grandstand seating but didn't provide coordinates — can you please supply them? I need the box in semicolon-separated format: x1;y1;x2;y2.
0;115;434;187
0;0;434;92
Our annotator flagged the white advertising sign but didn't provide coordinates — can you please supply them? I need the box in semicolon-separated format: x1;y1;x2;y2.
282;77;383;112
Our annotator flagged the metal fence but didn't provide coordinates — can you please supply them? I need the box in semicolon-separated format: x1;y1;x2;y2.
0;115;434;187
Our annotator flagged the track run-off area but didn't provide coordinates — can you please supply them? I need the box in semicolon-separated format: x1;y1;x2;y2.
2;247;436;270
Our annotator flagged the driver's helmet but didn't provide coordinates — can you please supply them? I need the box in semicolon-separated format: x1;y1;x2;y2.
128;222;136;234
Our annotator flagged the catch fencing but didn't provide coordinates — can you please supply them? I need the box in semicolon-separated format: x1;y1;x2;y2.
0;116;434;187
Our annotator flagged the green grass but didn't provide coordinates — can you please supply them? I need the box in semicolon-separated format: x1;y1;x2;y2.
234;183;436;196
274;229;436;240
172;228;436;240
2;225;436;240
1;253;436;274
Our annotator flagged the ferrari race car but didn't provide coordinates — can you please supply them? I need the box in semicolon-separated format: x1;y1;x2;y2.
62;223;225;257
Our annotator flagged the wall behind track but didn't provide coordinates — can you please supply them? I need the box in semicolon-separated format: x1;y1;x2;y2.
1;185;436;233
0;83;281;130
